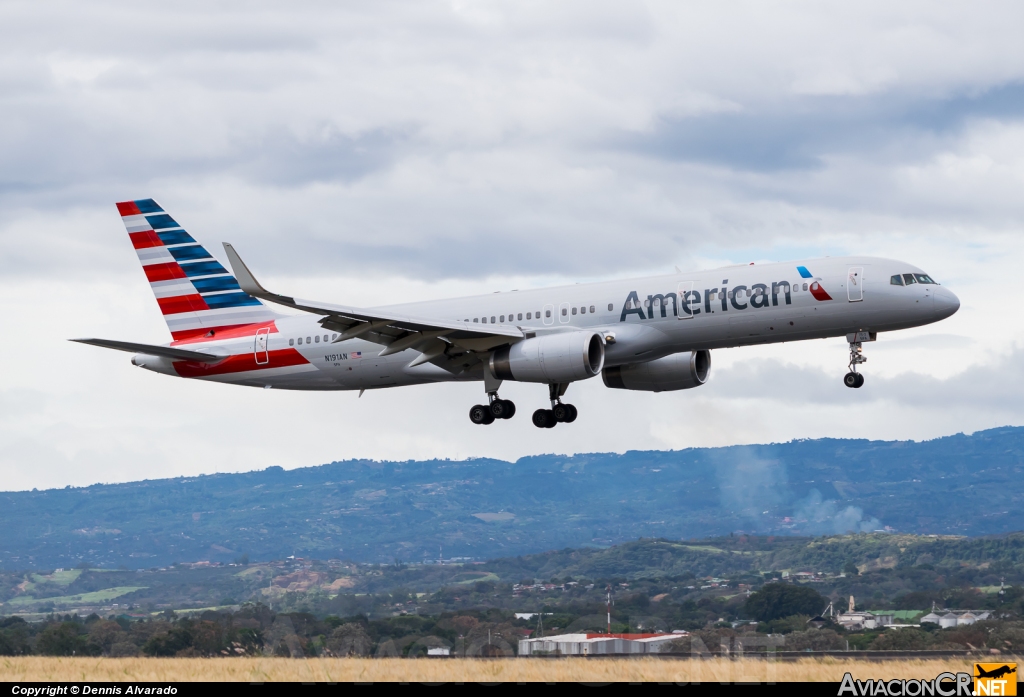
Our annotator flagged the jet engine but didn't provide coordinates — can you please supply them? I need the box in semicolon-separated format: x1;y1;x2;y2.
490;331;605;383
602;350;710;392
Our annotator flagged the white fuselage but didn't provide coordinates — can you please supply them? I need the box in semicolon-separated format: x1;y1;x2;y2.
132;256;959;391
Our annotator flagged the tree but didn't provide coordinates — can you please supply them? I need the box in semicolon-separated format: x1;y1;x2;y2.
36;622;98;656
744;583;826;622
871;628;931;650
843;561;859;576
326;623;372;656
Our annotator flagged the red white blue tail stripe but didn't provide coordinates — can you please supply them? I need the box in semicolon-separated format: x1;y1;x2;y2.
116;198;278;341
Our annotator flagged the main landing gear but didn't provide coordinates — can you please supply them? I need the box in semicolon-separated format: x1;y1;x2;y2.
532;383;578;429
844;337;867;389
469;392;516;425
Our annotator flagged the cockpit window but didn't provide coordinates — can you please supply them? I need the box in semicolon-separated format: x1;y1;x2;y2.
890;275;904;286
914;274;936;284
903;273;917;285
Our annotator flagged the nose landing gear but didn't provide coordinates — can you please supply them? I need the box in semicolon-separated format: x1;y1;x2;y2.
843;334;869;388
532;383;578;428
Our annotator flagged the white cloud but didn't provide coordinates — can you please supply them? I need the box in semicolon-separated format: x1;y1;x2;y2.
1;1;1023;490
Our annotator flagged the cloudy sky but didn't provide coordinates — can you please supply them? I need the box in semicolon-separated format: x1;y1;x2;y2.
2;1;1023;491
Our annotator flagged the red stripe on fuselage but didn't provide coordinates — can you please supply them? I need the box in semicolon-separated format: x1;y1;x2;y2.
171;320;278;345
173;348;309;378
810;282;833;301
157;294;209;315
116;201;142;216
143;262;187;283
129;231;162;249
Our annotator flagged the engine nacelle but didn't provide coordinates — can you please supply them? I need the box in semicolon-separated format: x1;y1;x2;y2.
602;350;710;392
490;331;605;383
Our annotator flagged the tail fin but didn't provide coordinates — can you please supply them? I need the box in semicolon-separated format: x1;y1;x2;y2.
116;198;279;341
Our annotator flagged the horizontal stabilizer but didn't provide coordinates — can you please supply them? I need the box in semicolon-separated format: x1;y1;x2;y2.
70;338;226;362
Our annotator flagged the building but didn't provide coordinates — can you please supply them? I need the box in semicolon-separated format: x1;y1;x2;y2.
920;612;942;625
939;612;960;629
835;610;892;630
956;612;977;626
518;633;683;656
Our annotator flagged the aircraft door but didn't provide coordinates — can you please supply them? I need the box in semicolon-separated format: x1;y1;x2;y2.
848;267;864;302
558;301;571;324
254;327;269;365
677;281;695;319
542;303;554;326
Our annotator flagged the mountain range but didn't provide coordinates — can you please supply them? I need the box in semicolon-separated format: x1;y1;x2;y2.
2;426;1022;569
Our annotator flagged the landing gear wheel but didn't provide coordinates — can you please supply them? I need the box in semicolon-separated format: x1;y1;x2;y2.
853;373;864;388
843;372;863;389
552;403;569;422
470;404;493;424
490;399;516;419
532;409;556;429
564;404;578;423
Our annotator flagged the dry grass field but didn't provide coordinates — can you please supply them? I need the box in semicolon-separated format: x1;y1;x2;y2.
0;656;997;682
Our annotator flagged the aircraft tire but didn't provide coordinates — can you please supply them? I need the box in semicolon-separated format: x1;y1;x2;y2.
469;404;491;424
843;372;859;388
853;373;865;388
553;404;569;422
490;399;516;419
564;404;578;422
532;409;555;428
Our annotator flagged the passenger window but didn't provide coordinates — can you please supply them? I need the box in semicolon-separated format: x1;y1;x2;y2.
518;313;523;320
890;275;904;286
590;305;595;313
500;315;505;322
297;337;303;345
580;306;585;314
561;308;567;316
546;310;551;318
571;307;577;315
332;333;337;340
315;335;320;343
802;283;808;291
526;312;532;320
915;274;936;284
491;316;495;323
607;303;613;311
473;318;479;323
903;273;917;285
746;289;752;297
289;338;295;346
324;335;328;342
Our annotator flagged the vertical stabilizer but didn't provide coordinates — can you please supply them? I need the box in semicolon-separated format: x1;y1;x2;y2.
116;198;279;341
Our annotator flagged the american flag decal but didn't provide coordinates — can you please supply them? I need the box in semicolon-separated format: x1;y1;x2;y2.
351;351;362;358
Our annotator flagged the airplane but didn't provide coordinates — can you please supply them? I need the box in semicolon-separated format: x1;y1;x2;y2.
976;665;1016;680
72;198;960;428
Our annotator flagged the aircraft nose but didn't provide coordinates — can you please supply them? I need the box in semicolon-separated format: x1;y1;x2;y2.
933;286;960;319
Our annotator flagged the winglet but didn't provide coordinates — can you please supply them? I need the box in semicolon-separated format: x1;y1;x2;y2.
223;243;272;298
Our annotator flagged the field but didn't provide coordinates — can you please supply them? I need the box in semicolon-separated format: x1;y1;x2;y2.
0;656;996;682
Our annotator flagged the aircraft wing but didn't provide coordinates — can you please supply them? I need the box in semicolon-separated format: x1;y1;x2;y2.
70;338;227;362
223;243;523;362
